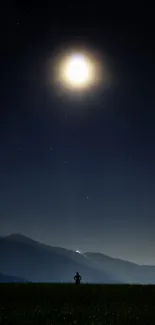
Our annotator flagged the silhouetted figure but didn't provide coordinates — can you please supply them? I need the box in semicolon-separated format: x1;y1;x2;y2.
74;272;82;284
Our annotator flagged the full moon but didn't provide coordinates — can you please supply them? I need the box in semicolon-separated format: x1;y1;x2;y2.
49;48;103;95
64;54;90;87
54;50;102;91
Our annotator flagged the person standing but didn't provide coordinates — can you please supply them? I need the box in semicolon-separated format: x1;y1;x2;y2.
74;272;82;284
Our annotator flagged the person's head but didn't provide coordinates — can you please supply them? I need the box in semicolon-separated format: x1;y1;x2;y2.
76;272;79;275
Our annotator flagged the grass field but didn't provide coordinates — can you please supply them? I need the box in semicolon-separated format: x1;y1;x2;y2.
0;283;155;324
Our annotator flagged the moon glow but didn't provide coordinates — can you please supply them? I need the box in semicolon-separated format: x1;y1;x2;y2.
64;54;91;87
55;50;102;92
48;47;104;99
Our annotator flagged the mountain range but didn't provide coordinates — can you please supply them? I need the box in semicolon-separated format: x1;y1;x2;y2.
0;272;27;283
0;234;155;284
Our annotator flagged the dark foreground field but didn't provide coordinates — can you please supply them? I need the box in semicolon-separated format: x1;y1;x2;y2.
0;284;155;324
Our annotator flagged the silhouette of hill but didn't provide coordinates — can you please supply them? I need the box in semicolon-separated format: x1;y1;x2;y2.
84;252;155;284
1;234;155;283
0;234;116;283
0;272;27;283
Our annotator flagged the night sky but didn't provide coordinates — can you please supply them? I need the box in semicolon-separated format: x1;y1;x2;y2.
1;3;155;265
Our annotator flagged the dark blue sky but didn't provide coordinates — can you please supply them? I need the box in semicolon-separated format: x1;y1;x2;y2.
1;3;155;264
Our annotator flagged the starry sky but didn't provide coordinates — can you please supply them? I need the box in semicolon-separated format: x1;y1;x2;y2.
1;3;155;265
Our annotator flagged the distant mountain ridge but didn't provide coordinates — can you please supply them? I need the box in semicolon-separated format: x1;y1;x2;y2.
0;234;155;284
84;252;155;283
0;234;115;283
0;272;27;283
